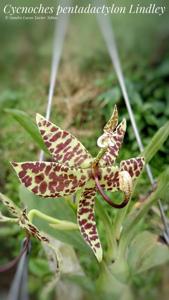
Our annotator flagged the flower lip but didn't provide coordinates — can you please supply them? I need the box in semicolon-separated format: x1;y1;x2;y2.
92;166;130;209
97;133;108;148
109;139;115;147
97;133;115;148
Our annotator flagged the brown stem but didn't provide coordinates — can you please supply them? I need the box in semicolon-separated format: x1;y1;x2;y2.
0;236;30;273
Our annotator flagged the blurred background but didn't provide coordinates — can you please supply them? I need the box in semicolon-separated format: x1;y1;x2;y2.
0;0;169;299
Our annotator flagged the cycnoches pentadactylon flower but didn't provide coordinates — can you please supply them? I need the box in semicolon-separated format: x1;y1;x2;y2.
0;192;50;244
0;192;60;273
12;106;144;262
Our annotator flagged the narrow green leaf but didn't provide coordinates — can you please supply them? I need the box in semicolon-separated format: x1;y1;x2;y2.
113;205;128;241
125;167;169;233
96;199;117;261
5;109;48;154
142;121;169;163
119;167;169;255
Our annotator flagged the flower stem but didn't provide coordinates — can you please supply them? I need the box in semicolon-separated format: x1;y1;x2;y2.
0;215;18;223
28;209;78;230
113;205;129;241
92;148;107;167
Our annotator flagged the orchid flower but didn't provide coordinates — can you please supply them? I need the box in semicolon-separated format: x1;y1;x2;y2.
0;192;60;273
12;106;144;262
0;193;52;246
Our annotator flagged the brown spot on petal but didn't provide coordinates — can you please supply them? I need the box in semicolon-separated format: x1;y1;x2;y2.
39;181;47;194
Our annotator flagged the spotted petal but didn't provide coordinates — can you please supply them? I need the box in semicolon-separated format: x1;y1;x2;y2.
19;209;50;243
101;157;144;193
99;167;133;205
0;192;20;217
120;157;145;179
77;181;102;262
103;105;118;132
36;114;92;168
99;158;144;206
19;212;60;272
99;166;120;192
99;119;126;166
0;192;50;244
12;161;90;198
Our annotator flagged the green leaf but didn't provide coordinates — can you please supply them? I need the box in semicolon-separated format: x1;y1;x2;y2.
5;109;48;154
96;199;117;261
143;121;169;163
120;167;169;254
128;231;169;274
127;167;169;229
